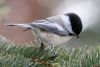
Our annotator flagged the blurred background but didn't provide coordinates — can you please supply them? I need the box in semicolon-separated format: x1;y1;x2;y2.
0;0;100;47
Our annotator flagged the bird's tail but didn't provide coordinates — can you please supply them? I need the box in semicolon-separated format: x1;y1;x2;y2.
5;23;32;28
4;23;33;31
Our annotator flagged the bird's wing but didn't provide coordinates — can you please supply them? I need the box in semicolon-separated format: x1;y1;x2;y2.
30;20;68;36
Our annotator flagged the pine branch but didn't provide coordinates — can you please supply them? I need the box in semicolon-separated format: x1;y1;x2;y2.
0;35;57;67
53;46;100;67
0;35;100;67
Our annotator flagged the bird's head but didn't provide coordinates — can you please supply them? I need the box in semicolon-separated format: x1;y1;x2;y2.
66;13;83;38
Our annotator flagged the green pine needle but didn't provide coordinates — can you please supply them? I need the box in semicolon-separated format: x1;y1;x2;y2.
0;36;100;67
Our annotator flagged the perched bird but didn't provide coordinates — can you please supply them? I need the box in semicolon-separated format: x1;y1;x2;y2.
5;13;83;46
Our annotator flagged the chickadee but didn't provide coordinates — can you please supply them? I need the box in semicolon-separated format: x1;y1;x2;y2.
5;13;83;45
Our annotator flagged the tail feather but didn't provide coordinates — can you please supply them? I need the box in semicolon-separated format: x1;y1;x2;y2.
6;24;16;26
5;24;32;28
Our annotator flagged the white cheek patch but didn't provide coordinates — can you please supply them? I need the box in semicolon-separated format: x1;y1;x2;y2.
59;15;75;34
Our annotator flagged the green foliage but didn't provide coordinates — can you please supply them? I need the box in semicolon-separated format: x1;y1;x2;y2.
53;46;100;67
0;36;99;67
0;39;56;67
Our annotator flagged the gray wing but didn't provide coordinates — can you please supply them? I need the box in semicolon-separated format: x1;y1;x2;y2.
30;20;68;36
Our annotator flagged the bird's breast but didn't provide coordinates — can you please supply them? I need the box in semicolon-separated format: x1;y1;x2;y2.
33;30;72;45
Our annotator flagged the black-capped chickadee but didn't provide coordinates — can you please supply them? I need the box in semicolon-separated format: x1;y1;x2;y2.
5;13;83;45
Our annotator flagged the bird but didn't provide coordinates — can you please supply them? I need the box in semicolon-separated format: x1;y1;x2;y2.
5;13;83;46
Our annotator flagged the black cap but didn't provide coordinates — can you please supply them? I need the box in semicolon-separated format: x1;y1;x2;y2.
65;13;83;36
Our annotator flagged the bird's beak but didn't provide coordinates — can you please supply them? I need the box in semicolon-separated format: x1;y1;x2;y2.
74;33;79;38
76;35;79;38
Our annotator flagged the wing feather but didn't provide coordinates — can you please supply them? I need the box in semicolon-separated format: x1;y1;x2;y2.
30;21;68;36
